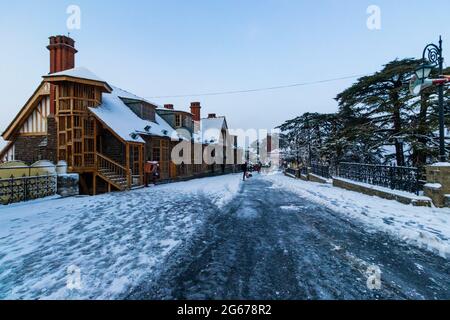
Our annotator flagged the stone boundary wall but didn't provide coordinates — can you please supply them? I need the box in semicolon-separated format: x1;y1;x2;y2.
333;177;431;207
424;164;450;208
308;173;328;184
283;169;432;207
57;174;79;198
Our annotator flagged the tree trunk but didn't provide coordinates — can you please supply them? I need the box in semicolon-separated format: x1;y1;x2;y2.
391;90;405;166
412;93;430;167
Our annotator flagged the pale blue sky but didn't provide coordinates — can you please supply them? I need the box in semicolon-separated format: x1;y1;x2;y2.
1;0;449;146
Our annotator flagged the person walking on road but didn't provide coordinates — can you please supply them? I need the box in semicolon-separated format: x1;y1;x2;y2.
241;161;248;181
144;159;153;187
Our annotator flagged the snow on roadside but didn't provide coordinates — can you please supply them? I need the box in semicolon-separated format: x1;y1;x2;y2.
0;174;241;300
265;173;450;259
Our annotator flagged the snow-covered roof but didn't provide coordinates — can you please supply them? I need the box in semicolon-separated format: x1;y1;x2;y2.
156;106;193;115
110;86;162;108
47;67;106;83
89;88;177;143
199;117;227;144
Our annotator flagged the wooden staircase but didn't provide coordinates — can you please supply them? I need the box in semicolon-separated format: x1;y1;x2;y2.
96;152;130;191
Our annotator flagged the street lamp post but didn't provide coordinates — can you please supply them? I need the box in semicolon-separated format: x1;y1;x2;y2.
416;36;446;162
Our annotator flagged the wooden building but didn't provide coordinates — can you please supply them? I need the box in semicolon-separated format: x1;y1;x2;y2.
0;35;241;195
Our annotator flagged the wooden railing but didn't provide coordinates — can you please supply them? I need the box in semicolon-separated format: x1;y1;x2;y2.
96;152;131;189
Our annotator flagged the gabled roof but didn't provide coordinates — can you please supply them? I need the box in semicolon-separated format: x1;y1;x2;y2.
46;67;105;82
2;81;50;141
197;116;228;144
156;107;193;116
89;87;177;143
43;67;112;92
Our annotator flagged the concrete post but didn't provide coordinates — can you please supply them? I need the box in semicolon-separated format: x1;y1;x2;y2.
424;163;450;207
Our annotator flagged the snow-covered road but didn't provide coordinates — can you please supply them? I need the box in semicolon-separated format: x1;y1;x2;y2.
0;174;241;299
1;172;449;300
129;175;450;300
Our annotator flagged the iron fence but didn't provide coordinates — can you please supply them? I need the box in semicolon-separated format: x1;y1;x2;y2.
310;163;331;179
0;165;58;205
285;168;298;177
0;174;57;205
337;162;422;195
300;166;308;176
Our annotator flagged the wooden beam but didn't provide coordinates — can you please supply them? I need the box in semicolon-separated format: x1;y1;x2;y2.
17;132;47;137
2;82;49;141
93;173;97;196
140;145;144;185
126;143;131;188
42;75;112;93
94;119;98;167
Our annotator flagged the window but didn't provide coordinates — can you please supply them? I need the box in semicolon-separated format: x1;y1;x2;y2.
152;148;160;161
152;140;161;161
142;104;155;121
126;102;155;121
175;114;182;128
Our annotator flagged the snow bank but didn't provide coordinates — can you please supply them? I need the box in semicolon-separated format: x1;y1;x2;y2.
0;174;241;299
430;162;450;167
335;177;430;201
265;173;450;259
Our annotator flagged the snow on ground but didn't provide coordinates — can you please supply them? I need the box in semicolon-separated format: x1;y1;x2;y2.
265;173;450;259
0;174;241;300
335;177;430;201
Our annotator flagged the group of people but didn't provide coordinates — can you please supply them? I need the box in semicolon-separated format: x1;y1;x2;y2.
241;161;262;181
145;160;262;185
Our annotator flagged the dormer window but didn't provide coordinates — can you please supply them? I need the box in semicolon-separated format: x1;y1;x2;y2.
175;114;182;128
142;104;154;121
122;99;156;122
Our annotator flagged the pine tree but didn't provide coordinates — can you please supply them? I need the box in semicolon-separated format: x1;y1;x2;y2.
278;61;449;168
335;58;421;166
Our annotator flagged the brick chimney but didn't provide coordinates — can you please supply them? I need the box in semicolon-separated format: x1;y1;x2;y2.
190;102;201;122
164;104;174;110
208;113;217;119
47;35;78;114
47;35;77;74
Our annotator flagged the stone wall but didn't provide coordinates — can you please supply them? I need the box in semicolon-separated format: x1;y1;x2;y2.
12;116;57;165
424;164;450;207
14;135;48;164
333;177;431;207
57;173;79;198
45;115;57;163
308;173;328;184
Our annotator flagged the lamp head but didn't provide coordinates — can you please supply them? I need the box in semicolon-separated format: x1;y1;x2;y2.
415;62;434;82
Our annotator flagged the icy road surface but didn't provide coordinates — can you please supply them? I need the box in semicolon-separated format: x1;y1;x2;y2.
1;173;449;299
129;176;450;300
0;174;241;299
